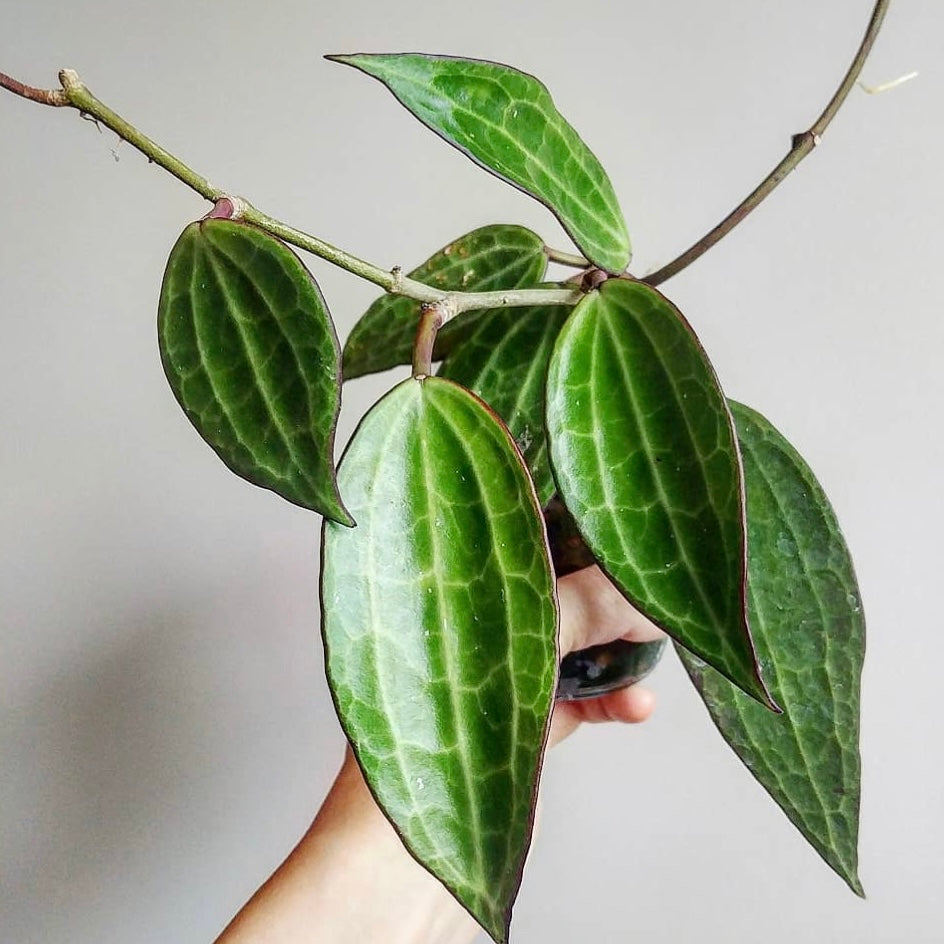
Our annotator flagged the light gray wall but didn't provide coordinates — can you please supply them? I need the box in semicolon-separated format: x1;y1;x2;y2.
1;1;939;941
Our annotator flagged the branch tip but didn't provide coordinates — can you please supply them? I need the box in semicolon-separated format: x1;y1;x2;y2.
643;0;891;287
0;70;68;106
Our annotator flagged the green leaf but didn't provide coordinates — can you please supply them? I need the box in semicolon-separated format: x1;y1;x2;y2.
343;223;547;379
158;219;351;525
678;402;865;895
438;295;572;506
321;376;558;944
545;279;774;707
330;53;631;273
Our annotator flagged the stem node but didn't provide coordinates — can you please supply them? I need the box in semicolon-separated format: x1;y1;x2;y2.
204;197;247;221
58;69;82;93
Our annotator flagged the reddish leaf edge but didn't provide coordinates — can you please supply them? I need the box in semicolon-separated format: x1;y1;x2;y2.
679;397;865;897
326;52;630;274
319;375;560;944
159;218;354;527
546;278;779;712
681;647;865;897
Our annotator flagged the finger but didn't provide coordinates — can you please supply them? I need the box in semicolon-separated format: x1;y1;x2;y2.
568;684;656;724
548;684;656;747
558;565;665;655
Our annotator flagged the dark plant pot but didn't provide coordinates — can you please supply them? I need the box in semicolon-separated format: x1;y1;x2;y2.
545;495;666;700
557;637;667;701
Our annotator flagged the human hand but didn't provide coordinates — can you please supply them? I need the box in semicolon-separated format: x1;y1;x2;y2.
215;564;662;944
550;564;664;746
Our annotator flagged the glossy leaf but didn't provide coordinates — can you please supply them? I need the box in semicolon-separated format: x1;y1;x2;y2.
679;402;865;894
321;377;558;943
330;53;631;273
158;219;351;524
438;295;572;506
545;279;773;707
343;224;547;379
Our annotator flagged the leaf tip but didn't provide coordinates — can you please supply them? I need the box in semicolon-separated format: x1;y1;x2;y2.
748;674;782;714
844;870;865;898
340;344;364;381
325;53;367;70
482;912;511;944
327;503;356;528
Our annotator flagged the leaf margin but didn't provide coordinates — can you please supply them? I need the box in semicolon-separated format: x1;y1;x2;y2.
328;51;631;273
157;218;353;525
545;278;777;709
319;374;560;943
343;223;548;380
678;399;866;895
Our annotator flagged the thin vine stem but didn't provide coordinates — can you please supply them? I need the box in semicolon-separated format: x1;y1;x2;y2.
0;68;581;315
543;246;588;268
3;0;891;299
0;71;67;106
643;0;891;287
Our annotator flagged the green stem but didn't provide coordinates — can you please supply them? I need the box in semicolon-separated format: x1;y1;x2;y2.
643;0;891;287
1;69;580;314
59;70;222;202
544;245;588;268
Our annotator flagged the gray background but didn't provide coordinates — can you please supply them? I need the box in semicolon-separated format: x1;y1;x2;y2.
1;1;940;941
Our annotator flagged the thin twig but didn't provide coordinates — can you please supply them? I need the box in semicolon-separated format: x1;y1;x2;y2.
643;0;891;287
544;246;589;268
0;70;68;106
3;1;892;300
0;69;581;315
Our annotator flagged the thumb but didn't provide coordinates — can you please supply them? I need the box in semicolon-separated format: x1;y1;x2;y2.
557;565;664;655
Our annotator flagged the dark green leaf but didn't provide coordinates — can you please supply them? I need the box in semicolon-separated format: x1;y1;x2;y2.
545;279;773;707
330;54;631;273
679;402;865;895
343;224;547;379
438;295;572;506
321;376;558;943
158;219;351;524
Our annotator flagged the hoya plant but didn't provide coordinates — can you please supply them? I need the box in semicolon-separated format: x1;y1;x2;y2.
1;1;887;940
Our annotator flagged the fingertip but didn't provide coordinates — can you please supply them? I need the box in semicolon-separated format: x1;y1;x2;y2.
620;684;656;722
600;684;655;724
570;684;657;725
